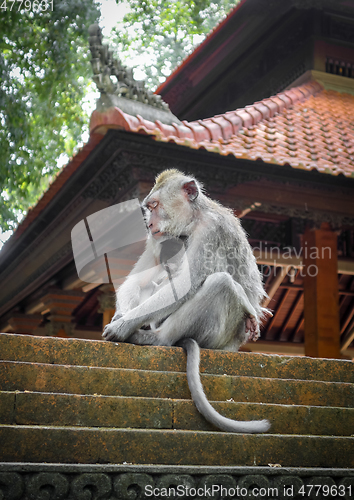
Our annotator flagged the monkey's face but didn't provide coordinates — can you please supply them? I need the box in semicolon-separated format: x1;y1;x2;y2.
142;177;200;239
143;195;166;240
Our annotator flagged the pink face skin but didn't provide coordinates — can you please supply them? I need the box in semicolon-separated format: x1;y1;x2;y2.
144;178;198;241
145;199;163;239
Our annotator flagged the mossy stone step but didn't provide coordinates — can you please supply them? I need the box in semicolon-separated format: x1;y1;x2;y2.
1;333;353;469
1;390;353;436
0;425;353;467
1;360;353;407
1;333;353;383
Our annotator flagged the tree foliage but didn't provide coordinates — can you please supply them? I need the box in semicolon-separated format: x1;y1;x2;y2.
0;0;240;234
111;0;240;89
0;0;100;231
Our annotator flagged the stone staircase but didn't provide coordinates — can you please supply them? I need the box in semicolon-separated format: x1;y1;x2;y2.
1;332;353;470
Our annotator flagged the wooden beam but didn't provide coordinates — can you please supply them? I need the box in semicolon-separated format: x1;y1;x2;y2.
338;260;354;276
229;180;354;220
278;291;303;342
302;224;340;359
340;300;354;335
253;249;354;275
254;249;303;269
264;289;291;340
263;267;288;307
341;326;354;352
291;313;304;343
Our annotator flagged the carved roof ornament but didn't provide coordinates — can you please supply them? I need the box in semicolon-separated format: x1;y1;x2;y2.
88;23;181;125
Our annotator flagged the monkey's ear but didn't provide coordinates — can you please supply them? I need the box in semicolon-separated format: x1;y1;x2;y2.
182;180;199;201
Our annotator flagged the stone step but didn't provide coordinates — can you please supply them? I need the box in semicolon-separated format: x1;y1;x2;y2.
1;360;353;408
1;333;353;469
1;333;353;383
1;390;353;436
0;424;353;467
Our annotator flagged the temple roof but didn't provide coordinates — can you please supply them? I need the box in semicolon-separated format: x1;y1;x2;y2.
10;76;354;244
11;134;104;239
155;0;354;120
90;80;354;178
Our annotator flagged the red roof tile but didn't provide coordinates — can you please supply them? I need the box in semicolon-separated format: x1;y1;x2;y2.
10;79;354;243
90;80;354;178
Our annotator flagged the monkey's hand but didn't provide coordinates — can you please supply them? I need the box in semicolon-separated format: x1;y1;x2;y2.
111;310;123;322
102;316;137;342
245;314;260;341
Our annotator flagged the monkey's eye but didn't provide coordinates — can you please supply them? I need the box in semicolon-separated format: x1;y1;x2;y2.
147;201;158;211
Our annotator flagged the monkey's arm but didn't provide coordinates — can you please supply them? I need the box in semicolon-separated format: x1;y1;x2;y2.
103;286;190;341
116;242;159;315
103;251;200;341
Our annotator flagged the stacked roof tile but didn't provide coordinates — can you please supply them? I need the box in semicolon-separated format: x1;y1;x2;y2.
91;80;354;178
9;79;354;242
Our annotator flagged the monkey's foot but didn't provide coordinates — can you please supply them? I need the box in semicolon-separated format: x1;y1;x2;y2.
246;315;259;341
102;322;121;342
102;317;135;342
128;330;159;346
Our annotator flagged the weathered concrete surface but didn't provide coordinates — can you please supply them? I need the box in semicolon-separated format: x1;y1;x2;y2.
0;425;353;467
172;399;354;436
1;332;354;469
0;391;15;425
1;390;353;436
1;391;173;430
1;333;353;382
1;360;353;407
1;463;353;500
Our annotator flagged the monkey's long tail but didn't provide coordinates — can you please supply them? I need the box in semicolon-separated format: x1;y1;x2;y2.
178;338;271;434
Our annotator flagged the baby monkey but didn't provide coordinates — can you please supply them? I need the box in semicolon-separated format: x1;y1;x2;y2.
103;169;271;433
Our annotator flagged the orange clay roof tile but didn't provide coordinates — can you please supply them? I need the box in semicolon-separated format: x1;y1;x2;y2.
223;112;243;134
210;116;234;141
262;98;280;116
234;109;254;127
86;81;354;181
197;118;224;141
20;79;354;240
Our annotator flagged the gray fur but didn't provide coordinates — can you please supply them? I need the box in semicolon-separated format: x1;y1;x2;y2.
103;169;271;433
178;338;271;433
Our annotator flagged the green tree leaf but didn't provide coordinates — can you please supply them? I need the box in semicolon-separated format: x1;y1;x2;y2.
0;0;100;231
110;0;240;89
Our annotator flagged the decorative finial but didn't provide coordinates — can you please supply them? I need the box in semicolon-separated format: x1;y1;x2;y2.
88;24;170;112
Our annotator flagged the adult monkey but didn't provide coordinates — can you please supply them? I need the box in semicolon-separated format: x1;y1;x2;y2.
103;169;271;433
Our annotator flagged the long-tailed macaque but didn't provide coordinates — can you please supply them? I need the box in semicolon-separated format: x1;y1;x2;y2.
103;169;271;433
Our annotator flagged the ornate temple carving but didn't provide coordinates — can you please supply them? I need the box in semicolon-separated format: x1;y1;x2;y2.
88;24;181;125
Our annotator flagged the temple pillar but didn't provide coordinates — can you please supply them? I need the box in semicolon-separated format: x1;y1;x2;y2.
98;285;116;329
42;289;85;337
302;223;340;358
6;313;43;335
